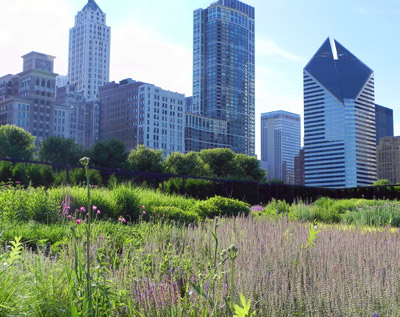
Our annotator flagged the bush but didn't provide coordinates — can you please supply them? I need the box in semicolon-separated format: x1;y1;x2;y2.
342;201;400;227
70;168;103;186
260;199;291;216
190;196;250;219
149;206;200;223
0;161;13;182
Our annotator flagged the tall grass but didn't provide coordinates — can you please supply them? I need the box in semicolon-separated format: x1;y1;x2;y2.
0;217;399;315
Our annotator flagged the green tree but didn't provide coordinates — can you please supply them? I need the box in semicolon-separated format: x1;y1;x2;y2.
164;151;209;176
90;139;128;168
372;179;391;186
199;148;236;178
232;153;266;182
38;136;85;165
127;145;164;173
0;124;36;160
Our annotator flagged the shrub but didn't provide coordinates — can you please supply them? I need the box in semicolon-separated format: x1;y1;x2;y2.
190;196;250;219
342;201;400;227
149;206;200;223
260;199;291;216
0;161;13;182
12;163;29;185
70;168;103;186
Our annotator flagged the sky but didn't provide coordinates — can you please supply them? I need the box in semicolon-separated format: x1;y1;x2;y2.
1;0;400;157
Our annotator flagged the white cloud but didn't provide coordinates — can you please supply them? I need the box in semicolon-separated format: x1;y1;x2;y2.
256;37;304;63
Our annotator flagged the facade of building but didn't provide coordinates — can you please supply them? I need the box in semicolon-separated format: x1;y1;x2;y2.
191;0;255;155
377;136;400;184
55;84;98;148
68;0;111;101
294;148;305;186
0;52;58;145
375;104;394;145
185;113;228;152
260;110;300;184
99;79;185;157
304;38;376;188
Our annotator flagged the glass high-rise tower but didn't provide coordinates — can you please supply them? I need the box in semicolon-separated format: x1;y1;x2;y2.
68;0;111;101
261;111;301;184
304;38;376;188
192;0;255;156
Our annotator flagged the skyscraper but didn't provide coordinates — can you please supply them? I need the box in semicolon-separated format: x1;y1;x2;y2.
375;104;393;145
261;110;300;184
304;38;376;188
191;0;255;155
68;0;110;101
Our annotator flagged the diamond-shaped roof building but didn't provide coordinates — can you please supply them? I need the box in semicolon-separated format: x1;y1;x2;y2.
304;38;373;103
82;0;103;13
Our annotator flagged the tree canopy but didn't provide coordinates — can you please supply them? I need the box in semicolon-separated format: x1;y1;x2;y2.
90;139;128;168
0;125;36;160
38;136;85;165
164;151;210;177
127;145;164;173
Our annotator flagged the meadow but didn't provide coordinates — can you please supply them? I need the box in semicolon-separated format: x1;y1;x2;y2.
0;181;399;316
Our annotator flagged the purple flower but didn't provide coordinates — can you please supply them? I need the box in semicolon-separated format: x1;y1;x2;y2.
251;205;263;212
76;219;82;224
80;206;86;212
118;217;127;223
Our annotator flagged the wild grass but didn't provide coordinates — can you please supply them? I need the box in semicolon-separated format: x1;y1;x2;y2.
0;217;399;315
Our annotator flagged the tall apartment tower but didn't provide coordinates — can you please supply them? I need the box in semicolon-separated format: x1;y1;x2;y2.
68;0;111;101
304;38;376;188
192;0;255;155
375;104;394;145
261;111;300;184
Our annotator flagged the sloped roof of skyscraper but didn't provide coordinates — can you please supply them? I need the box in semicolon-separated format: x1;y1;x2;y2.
304;38;373;103
82;0;103;13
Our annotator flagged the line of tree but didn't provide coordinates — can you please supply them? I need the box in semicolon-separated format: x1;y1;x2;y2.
0;124;266;182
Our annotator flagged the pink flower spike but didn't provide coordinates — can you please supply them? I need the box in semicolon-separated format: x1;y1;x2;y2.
67;215;72;219
92;205;97;211
80;207;86;212
118;217;126;223
142;205;145;209
97;210;101;215
142;210;146;215
76;219;82;224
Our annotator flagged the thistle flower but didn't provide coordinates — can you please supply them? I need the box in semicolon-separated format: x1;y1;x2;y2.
79;156;90;167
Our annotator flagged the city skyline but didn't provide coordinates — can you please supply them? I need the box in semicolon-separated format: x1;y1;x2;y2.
1;0;400;157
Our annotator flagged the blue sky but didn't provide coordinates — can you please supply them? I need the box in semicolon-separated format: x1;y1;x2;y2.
1;0;400;157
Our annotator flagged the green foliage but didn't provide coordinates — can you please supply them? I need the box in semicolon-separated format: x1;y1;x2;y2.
259;199;291;216
150;206;200;223
90;139;128;168
232;153;265;182
342;201;400;227
0;186;59;223
199;148;236;178
234;293;256;317
12;163;29;184
372;179;391;186
0;124;36;160
38;136;85;165
164;151;209;176
0;161;13;182
191;196;250;218
70;168;103;186
127;145;164;173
